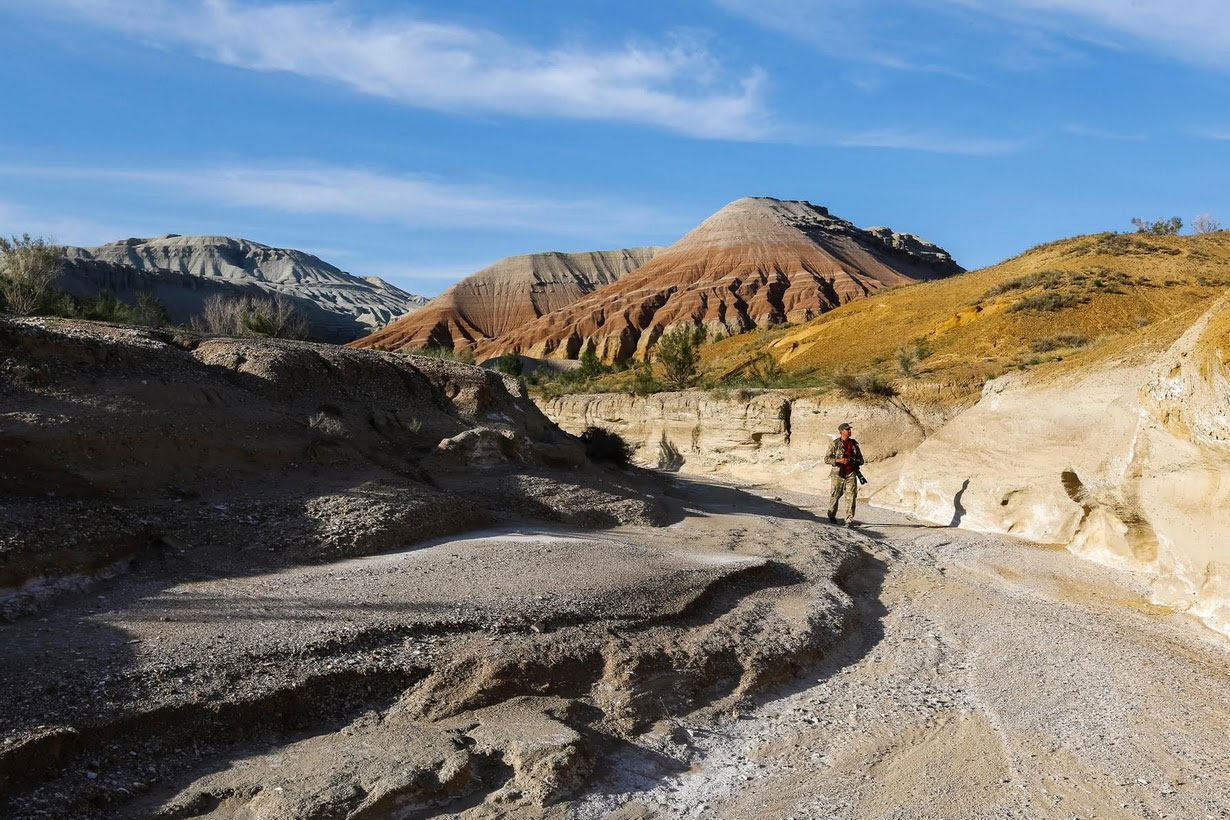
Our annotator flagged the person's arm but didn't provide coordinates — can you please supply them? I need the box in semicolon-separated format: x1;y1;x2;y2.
824;439;838;465
854;442;865;467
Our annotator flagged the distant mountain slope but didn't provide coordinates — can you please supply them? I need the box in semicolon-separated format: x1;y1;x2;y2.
351;246;664;352
62;235;426;342
476;197;963;362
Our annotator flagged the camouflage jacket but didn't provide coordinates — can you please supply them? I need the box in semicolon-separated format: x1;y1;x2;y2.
823;437;864;478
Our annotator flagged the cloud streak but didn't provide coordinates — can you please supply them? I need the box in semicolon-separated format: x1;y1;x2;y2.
718;0;1230;75
0;162;674;238
31;0;777;140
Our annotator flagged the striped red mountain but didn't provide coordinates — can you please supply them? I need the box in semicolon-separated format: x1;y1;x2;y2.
474;197;963;362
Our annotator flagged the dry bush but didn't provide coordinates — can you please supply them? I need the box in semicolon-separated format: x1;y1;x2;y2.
193;294;310;339
0;234;64;316
1192;213;1223;235
834;371;898;398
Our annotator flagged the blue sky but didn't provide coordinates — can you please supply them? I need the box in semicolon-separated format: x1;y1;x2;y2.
1;0;1228;296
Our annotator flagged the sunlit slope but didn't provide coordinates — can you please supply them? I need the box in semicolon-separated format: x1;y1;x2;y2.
704;231;1230;391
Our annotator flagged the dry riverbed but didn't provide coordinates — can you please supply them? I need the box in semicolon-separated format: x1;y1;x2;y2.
573;485;1230;820
4;474;1228;819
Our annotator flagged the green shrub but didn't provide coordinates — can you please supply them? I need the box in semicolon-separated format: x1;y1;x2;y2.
630;360;660;396
579;426;633;467
495;352;523;376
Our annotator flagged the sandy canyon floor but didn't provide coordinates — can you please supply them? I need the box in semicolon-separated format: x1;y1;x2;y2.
574;481;1230;820
4;475;1228;819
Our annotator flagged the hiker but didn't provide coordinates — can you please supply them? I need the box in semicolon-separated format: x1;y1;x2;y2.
824;422;864;526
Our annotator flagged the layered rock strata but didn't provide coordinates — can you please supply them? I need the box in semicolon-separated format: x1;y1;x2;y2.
352;246;663;352
479;197;963;362
538;388;958;485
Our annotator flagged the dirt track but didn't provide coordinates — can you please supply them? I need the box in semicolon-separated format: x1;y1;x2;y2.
574;486;1230;820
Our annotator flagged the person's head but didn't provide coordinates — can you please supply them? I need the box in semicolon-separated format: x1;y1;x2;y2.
838;422;853;440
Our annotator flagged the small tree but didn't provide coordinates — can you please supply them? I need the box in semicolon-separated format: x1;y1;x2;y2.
577;347;607;380
1130;216;1182;235
656;325;700;391
0;234;64;316
896;348;916;376
1192;213;1223;234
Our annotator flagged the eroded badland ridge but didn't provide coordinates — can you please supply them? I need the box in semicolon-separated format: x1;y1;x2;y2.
351;247;665;354
466;197;962;362
63;234;427;343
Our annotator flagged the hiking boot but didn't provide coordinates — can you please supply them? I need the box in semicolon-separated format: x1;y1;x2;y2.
845;520;858;528
827;513;837;524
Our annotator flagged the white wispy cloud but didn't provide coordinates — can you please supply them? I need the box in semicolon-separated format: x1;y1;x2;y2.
1189;127;1230;141
960;0;1230;70
828;128;1030;156
0;162;673;237
30;0;776;140
1062;123;1146;141
719;0;1230;73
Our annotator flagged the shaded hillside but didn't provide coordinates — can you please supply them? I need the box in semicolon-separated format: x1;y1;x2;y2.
351;246;662;352
477;197;963;363
64;234;426;342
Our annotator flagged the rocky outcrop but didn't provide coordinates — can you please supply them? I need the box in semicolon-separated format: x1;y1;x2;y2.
884;292;1230;636
539;389;956;485
352;246;663;352
0;315;648;603
0;316;862;819
479;197;963;362
62;235;426;342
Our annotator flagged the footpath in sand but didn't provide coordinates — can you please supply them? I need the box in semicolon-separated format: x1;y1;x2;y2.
576;483;1230;820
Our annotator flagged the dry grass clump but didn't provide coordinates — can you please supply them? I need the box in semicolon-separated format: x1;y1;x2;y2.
1006;292;1086;313
981;270;1065;300
1031;335;1089;353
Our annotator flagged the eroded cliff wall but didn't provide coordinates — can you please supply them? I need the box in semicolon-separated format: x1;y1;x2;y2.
538;389;952;487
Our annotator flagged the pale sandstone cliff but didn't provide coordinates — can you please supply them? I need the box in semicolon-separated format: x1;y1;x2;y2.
352;247;663;352
479;197;962;363
538;389;956;487
882;292;1230;635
